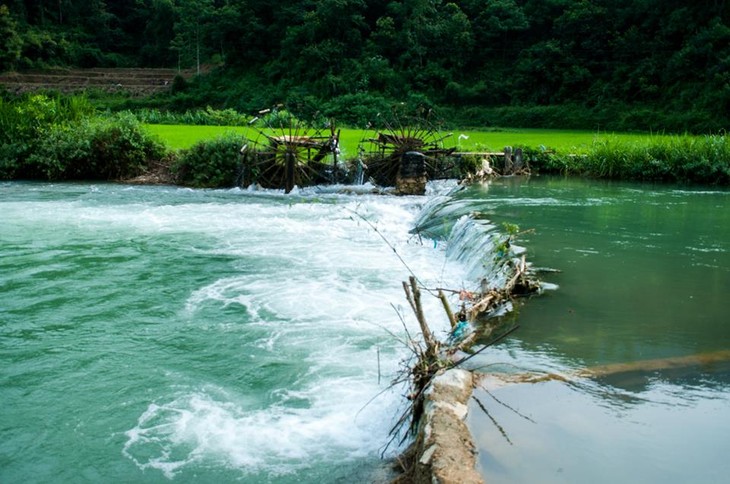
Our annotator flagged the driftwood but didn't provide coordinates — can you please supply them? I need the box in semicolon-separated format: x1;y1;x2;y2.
457;146;532;185
402;276;438;358
387;252;541;453
479;349;730;389
455;255;538;323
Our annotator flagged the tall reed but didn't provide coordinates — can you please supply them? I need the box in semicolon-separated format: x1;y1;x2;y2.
529;134;730;185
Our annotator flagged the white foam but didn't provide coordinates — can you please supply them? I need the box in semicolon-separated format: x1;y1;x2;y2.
123;378;405;478
117;184;471;478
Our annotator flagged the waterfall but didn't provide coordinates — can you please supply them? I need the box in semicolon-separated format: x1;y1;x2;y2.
413;186;525;292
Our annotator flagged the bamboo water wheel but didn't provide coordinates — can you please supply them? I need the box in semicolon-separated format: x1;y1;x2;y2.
358;113;454;194
239;111;341;193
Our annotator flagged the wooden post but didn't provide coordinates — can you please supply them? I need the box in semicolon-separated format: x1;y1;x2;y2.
438;290;457;329
504;146;513;174
285;150;295;193
514;147;523;171
404;276;437;354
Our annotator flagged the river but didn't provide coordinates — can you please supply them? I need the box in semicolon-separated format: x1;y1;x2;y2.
1;178;729;483
450;177;730;484
1;181;466;483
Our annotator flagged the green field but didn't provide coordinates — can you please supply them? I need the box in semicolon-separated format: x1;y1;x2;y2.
143;124;667;158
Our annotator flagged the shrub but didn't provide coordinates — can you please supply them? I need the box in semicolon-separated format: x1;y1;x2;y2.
26;122;93;179
0;93;99;179
24;114;166;180
172;133;247;188
87;114;167;179
321;93;394;127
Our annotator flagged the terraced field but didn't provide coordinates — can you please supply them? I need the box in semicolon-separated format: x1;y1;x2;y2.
0;67;196;96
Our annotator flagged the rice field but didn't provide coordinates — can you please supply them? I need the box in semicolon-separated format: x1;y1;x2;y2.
142;124;664;157
142;124;729;185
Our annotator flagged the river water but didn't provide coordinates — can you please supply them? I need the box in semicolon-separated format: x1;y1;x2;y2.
1;181;468;483
2;178;729;483
449;178;730;483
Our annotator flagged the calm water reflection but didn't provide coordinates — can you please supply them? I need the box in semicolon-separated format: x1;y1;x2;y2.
456;177;730;483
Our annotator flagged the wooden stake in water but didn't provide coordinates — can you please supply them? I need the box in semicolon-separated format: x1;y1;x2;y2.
377;346;381;385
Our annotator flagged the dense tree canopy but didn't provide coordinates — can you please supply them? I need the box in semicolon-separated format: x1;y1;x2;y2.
3;1;730;129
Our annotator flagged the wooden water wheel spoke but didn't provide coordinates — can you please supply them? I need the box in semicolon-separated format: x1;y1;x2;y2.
298;163;320;185
358;110;450;194
239;110;341;192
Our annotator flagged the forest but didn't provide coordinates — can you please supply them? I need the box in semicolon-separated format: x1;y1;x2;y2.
2;1;730;131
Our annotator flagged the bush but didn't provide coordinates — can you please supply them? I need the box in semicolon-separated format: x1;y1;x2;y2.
87;115;167;179
172;133;247;188
23;114;166;180
321;93;394;127
25;122;93;179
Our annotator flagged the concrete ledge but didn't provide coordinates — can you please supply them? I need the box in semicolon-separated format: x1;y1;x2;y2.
401;368;484;484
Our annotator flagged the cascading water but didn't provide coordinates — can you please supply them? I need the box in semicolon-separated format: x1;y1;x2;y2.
0;180;514;483
413;185;532;311
6;178;727;483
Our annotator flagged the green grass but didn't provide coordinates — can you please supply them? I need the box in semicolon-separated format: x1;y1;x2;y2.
143;124;674;157
143;124;729;185
440;128;676;154
143;124;251;150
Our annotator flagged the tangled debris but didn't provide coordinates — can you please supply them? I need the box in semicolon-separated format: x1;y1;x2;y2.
387;250;540;482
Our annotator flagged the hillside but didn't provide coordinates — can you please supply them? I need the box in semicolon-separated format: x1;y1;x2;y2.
0;68;196;96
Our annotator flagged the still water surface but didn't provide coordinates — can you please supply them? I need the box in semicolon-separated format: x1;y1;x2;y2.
450;178;730;483
1;178;729;483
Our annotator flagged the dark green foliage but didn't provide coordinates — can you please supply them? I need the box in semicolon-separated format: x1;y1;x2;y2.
19;115;165;180
320;93;394;127
170;75;188;94
4;1;730;133
0;93;93;144
0;94;165;180
172;134;247;188
86;115;167;179
0;5;22;71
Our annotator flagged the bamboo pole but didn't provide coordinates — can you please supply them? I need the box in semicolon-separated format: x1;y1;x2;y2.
403;276;437;355
438;290;457;329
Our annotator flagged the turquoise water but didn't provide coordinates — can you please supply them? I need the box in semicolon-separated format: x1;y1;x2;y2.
450;177;730;483
3;178;729;483
0;182;466;483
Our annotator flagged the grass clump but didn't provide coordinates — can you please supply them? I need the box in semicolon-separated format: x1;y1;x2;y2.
130;106;252;126
573;135;730;184
523;134;730;185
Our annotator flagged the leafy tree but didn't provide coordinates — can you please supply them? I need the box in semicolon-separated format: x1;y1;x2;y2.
0;4;23;70
464;0;529;55
171;0;214;73
138;0;176;66
276;0;369;95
